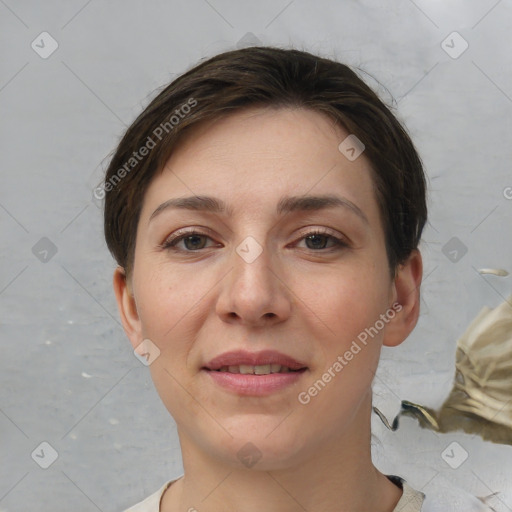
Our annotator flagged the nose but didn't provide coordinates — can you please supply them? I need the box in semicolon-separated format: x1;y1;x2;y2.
215;242;292;327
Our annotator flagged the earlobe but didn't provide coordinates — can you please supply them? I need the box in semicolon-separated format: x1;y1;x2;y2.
112;266;142;350
382;249;423;348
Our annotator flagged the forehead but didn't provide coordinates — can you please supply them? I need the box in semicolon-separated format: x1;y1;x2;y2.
140;107;381;229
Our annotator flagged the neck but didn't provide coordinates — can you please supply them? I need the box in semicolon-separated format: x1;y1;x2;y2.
162;393;402;512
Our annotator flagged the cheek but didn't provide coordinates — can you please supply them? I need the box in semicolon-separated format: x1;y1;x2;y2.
137;264;211;422
293;261;387;342
296;271;385;419
134;262;204;338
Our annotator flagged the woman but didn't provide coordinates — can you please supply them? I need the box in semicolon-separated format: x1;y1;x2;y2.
101;46;488;511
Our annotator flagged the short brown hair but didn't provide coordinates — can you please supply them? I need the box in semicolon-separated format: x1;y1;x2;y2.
102;46;428;280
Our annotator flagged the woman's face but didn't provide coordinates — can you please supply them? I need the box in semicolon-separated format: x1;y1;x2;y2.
115;107;421;469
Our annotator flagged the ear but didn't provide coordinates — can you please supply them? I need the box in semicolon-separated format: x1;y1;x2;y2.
113;266;142;350
382;249;423;348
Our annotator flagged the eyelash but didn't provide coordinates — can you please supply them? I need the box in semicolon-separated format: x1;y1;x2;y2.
160;228;348;253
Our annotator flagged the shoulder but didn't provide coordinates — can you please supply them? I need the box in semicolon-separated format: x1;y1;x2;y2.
123;480;175;512
388;475;425;512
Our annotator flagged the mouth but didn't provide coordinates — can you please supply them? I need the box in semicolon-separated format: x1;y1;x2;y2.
202;350;308;396
205;364;307;375
203;349;308;372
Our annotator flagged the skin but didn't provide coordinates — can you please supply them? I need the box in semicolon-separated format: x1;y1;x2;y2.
114;106;423;512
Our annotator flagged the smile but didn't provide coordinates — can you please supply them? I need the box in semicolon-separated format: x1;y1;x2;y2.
212;364;303;374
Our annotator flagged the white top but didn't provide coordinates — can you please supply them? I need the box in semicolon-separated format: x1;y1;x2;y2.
124;474;494;511
124;475;426;512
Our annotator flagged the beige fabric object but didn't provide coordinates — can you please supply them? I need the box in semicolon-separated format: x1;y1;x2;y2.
374;295;512;445
439;295;512;434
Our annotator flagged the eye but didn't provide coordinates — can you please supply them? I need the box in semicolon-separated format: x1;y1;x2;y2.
295;229;348;251
161;229;218;252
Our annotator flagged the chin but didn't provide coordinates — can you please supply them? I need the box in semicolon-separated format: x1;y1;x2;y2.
209;423;310;470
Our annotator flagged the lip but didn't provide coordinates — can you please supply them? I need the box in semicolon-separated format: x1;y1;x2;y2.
203;349;307;371
202;349;309;396
204;369;307;396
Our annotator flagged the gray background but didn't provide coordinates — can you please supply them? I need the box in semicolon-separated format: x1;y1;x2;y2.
1;1;511;511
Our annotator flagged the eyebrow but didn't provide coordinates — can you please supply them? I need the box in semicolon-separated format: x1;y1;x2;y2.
149;194;369;225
